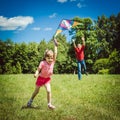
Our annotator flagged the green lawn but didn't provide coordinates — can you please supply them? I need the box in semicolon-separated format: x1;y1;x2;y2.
0;74;120;120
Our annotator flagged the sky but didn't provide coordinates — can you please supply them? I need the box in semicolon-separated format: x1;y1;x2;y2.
0;0;120;43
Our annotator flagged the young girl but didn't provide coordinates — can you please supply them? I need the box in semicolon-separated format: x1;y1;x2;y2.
27;40;58;109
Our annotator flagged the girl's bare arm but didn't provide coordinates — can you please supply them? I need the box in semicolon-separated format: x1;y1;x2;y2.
34;67;41;78
54;44;57;61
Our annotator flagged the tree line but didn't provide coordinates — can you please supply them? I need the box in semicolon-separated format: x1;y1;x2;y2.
0;13;120;74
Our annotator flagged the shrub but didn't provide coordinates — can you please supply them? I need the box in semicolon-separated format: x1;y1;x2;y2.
93;58;109;73
98;69;109;74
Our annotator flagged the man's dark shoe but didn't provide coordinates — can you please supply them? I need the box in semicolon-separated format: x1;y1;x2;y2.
85;71;88;76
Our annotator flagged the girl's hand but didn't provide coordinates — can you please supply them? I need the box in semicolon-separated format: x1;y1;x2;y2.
34;74;37;78
34;70;39;78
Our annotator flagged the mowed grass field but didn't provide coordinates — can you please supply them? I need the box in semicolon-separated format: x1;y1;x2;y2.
0;74;120;120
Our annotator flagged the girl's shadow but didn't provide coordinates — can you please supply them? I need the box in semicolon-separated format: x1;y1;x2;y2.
21;105;41;110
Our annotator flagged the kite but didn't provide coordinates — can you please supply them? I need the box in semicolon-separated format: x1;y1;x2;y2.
54;19;82;38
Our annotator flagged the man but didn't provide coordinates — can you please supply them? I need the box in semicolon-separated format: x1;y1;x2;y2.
73;36;88;80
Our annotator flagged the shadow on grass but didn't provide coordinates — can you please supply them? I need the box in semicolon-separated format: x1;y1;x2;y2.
21;105;41;110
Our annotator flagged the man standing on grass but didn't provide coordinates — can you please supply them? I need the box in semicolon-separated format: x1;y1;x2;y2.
73;36;88;80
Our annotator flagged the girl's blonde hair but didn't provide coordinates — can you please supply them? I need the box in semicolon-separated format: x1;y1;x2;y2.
43;49;54;60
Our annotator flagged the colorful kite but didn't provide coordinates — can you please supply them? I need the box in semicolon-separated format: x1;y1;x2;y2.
54;19;82;38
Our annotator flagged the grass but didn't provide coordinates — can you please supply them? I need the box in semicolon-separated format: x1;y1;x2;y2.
0;74;120;120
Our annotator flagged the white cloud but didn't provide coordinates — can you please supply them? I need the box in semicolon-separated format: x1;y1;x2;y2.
77;2;86;8
44;27;52;31
57;0;67;3
77;3;82;8
0;16;34;31
32;27;41;31
49;13;57;18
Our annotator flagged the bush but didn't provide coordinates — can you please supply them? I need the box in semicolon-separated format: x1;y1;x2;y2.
98;69;109;74
93;58;109;73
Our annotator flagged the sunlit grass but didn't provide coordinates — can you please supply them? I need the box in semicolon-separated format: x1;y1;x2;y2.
0;74;120;120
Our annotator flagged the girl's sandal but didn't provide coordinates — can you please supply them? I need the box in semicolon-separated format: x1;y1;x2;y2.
48;104;56;110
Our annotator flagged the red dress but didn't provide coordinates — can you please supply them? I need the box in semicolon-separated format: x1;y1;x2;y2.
36;60;55;87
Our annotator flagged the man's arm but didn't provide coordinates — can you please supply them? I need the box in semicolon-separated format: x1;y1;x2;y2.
81;36;85;46
72;39;77;48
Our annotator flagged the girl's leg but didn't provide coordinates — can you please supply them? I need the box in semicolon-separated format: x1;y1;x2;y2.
44;83;55;109
44;83;51;104
77;61;82;80
31;85;40;100
27;85;40;107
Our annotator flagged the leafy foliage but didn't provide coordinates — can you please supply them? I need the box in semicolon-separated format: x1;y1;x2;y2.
93;58;109;73
108;49;120;74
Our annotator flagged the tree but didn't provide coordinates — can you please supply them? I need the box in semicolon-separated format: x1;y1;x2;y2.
27;42;39;73
0;39;15;74
13;42;29;73
54;34;69;73
95;13;120;58
38;39;47;61
114;13;120;51
108;49;120;74
16;61;22;74
95;15;110;58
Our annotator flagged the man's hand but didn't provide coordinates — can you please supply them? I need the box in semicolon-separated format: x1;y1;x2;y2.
81;36;85;41
72;39;77;48
81;36;85;45
72;39;75;43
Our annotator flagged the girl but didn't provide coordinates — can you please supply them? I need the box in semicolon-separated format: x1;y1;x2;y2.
27;40;58;109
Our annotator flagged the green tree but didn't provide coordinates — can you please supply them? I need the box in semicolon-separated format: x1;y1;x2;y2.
38;39;47;61
108;50;120;74
27;42;39;73
0;39;15;74
95;15;110;58
114;13;120;51
13;42;29;73
55;34;69;73
16;61;22;74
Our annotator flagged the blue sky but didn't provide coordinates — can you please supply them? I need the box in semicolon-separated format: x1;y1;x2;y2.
0;0;120;43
